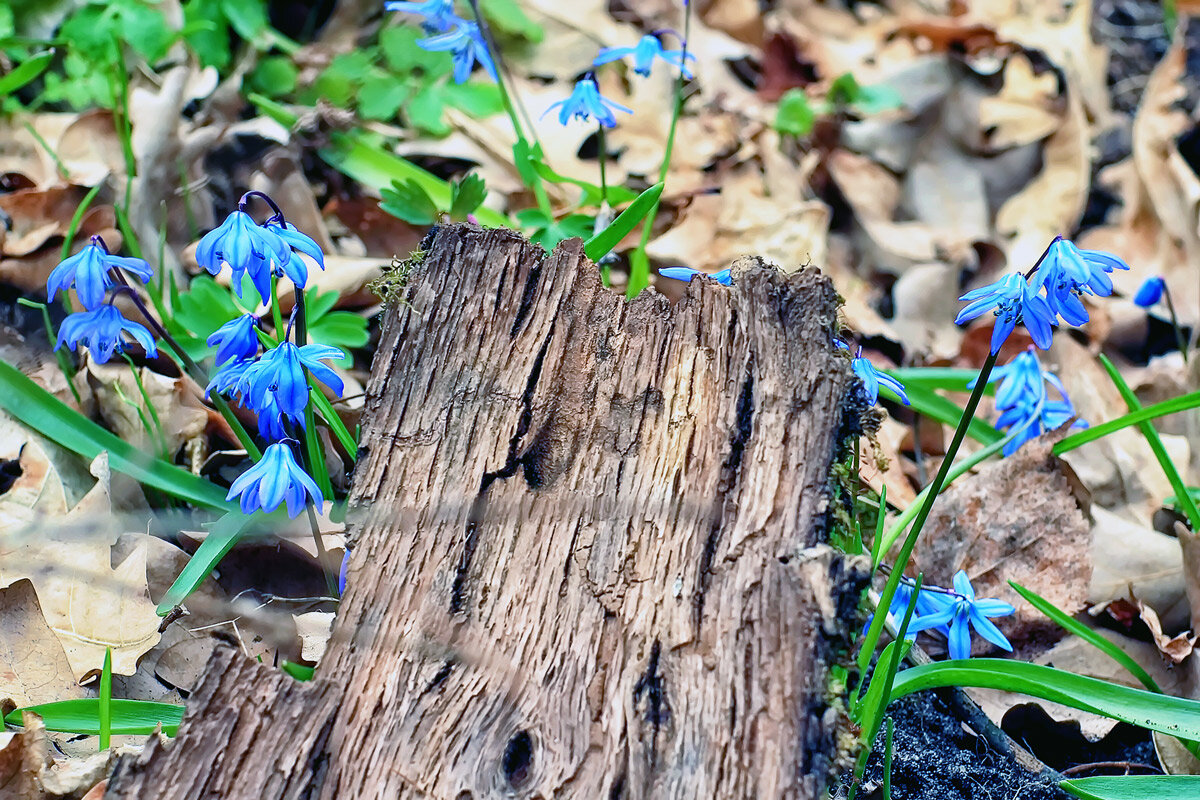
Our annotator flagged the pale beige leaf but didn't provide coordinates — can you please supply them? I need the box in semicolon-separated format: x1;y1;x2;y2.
0;580;83;708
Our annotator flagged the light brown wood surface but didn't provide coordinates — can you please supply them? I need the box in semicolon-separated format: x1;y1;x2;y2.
107;225;863;799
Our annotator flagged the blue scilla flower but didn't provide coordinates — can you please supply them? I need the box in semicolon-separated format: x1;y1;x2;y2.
545;77;632;128
1031;238;1129;326
658;266;732;285
265;219;325;289
956;272;1057;354
196;210;290;306
254;392;289;440
906;571;1015;660
833;339;910;405
206;358;252;400
226;440;323;518
46;236;153;310
593;34;696;79
868;580;953;639
977;349;1085;455
56;304;158;364
1133;276;1166;308
240;342;346;423
338;547;351;595
418;20;496;83
385;0;461;30
207;314;260;365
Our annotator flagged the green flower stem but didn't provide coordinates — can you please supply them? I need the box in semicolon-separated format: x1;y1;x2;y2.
1163;283;1190;364
466;0;553;219
858;351;997;676
627;1;693;298
18;298;81;405
306;503;338;598
269;275;285;336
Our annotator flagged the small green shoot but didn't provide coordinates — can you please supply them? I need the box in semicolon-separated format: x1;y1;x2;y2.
99;647;112;750
584;182;664;262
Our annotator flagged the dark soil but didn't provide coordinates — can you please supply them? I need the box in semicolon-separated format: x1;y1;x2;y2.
841;687;1159;800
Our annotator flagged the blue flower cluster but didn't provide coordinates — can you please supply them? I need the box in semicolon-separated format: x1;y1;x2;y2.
386;0;496;83
199;202;345;517
834;338;910;406
884;571;1015;661
47;236;158;364
973;348;1086;456
956;238;1129;354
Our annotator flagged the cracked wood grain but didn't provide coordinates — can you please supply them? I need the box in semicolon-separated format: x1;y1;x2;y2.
106;226;865;800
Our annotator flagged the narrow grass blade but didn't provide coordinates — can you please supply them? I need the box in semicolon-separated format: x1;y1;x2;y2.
1009;581;1160;693
280;661;315;681
0;360;232;511
1097;354;1200;531
0;51;55;95
890;660;1200;740
157;510;258;614
902;383;1002;446
99;647;113;750
309;382;357;456
1054;390;1200;454
887;368;991;393
583;182;664;262
5;699;184;736
1061;776;1200;799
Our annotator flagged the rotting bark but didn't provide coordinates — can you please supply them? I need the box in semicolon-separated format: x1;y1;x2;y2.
107;225;867;800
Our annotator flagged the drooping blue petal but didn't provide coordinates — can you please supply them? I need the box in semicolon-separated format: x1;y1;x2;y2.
947;605;972;660
418;20;496;83
593;35;695;79
225;441;323;518
46;242;154;311
55;305;157;364
207;314;260;365
385;0;461;30
543;77;632;128
1133;276;1165;308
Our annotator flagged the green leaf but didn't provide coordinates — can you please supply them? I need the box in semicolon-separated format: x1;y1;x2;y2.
249;55;298;98
250;94;509;227
407;85;450;135
774;88;815;137
219;0;266;40
583;182;664;262
1098;354;1200;531
381;178;440;225
890;660;1200;740
173;275;243;340
379;25;450;74
1054;390;1200;454
886;367;986;393
280;660;315;681
5;699;184;736
449;173;487;221
308;311;369;350
828;72;863;104
182;0;231;70
0;50;54;96
1062;776;1200;800
1010;581;1160;693
358;73;409;120
0;360;232;511
853;83;904;114
526;214;593;251
99;648;112;750
118;2;171;61
157;510;257;613
479;0;544;42
531;159;637;206
440;80;504;118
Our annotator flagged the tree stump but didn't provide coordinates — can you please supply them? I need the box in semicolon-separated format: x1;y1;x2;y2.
107;226;866;799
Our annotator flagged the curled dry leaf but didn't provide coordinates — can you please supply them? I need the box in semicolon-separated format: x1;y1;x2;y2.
74;361;208;458
1090;507;1188;631
1137;598;1194;663
0;714;50;799
0;580;84;709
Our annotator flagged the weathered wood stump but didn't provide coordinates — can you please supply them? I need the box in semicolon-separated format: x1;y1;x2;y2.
107;226;864;799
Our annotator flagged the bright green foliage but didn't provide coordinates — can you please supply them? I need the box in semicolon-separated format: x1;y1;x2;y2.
382;179;441;225
449;173;488;220
1062;776;1200;799
774;72;904;138
775;89;816;137
515;208;595;251
5;698;184;736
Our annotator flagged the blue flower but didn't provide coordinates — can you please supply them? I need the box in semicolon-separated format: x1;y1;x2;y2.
834;339;910;405
658;266;732;285
977;349;1085;455
207;314;260;365
907;571;1015;660
871;580;953;639
385;0;462;30
226;441;323;518
1031;238;1129;325
338;547;351;595
956;272;1057;354
239;342;346;423
253;392;289;440
544;77;632;128
418;20;496;83
196;211;290;306
46;238;153;310
593;34;696;78
56;305;158;364
206;358;252;400
1133;276;1165;308
265;219;325;289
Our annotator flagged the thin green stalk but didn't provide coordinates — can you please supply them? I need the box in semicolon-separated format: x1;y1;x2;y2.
119;354;169;459
108;37;136;216
24;122;68;179
465;0;552;219
596;124;612;285
882;716;894;800
1162;284;1189;364
98;647;112;751
627;4;692;298
18;298;81;406
306;503;338;597
60;183;104;263
858;352;997;676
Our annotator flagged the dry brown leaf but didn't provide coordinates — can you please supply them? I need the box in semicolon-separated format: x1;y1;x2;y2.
0;715;50;798
911;439;1091;648
294;611;335;663
75;361;207;457
1138;598;1194;663
1090;507;1189;630
0;580;85;709
976;52;1062;149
